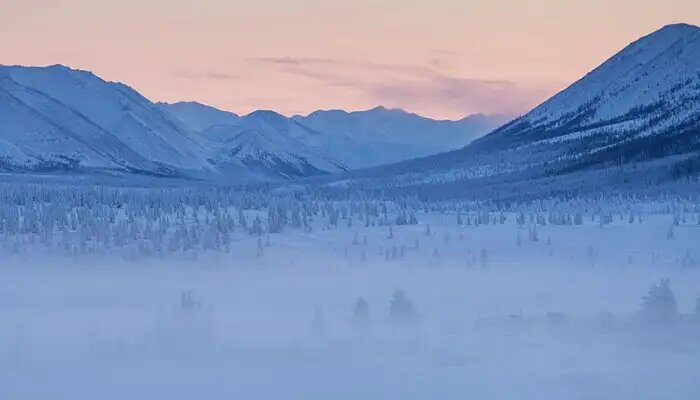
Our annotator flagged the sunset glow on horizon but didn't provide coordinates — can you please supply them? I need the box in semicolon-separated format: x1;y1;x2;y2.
2;0;699;119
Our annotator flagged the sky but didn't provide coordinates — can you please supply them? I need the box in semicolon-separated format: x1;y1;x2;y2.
1;0;699;119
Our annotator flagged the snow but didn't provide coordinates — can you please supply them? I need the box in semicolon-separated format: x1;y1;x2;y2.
158;101;240;133
203;111;348;179
1;65;503;180
0;65;214;173
1;194;700;399
294;108;504;169
527;23;700;126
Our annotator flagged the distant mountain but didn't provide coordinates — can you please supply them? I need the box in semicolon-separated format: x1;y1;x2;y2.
161;103;506;172
161;102;505;174
0;65;213;176
202;110;348;180
293;107;505;168
0;65;505;182
332;23;700;198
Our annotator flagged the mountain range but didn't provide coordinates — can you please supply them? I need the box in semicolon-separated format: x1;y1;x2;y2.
157;103;504;175
1;23;699;195
0;64;503;182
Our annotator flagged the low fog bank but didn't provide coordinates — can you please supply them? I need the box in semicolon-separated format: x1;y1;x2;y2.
1;260;699;399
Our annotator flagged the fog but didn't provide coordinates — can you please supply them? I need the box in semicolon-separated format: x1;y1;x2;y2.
2;212;699;399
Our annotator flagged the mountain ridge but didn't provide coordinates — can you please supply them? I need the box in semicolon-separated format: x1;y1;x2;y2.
317;23;700;198
0;64;502;181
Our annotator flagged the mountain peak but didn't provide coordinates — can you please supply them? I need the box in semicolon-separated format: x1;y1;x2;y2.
657;22;699;34
630;22;700;55
367;105;407;114
245;109;287;120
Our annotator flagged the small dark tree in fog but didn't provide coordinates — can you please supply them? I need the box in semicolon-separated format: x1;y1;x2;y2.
353;297;370;328
639;279;678;325
390;290;416;324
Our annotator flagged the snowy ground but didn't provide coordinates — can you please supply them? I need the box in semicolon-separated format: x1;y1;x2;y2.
1;213;699;399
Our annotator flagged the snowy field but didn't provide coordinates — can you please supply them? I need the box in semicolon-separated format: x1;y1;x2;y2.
2;204;700;399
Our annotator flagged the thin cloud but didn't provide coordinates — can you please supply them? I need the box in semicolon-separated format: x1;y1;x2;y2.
173;70;239;81
253;57;335;66
252;56;557;116
430;48;465;56
364;76;554;117
252;57;437;77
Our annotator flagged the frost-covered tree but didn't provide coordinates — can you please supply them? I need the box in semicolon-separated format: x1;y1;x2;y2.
238;209;247;228
251;215;264;236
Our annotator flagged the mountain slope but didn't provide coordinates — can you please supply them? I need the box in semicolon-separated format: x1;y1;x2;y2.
202;110;348;180
158;101;240;132
475;24;700;159
0;74;166;173
159;103;365;178
0;65;214;175
293;107;504;168
325;23;700;198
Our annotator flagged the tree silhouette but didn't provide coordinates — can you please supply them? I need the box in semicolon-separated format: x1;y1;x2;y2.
390;290;416;325
352;297;371;330
639;278;678;325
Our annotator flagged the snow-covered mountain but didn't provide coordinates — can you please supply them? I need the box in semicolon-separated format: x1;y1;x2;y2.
202;110;348;180
157;101;240;133
1;65;497;181
333;23;700;196
475;23;700;164
0;65;213;175
292;107;504;168
160;102;504;174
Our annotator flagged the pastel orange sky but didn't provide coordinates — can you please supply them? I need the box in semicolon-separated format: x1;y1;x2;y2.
1;0;699;119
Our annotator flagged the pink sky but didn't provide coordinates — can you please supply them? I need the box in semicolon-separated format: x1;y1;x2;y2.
1;0;699;119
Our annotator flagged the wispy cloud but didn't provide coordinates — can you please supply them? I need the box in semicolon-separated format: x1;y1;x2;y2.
252;57;437;76
173;70;239;81
251;56;557;116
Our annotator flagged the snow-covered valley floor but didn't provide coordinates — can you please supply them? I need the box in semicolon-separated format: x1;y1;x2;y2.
1;211;700;399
